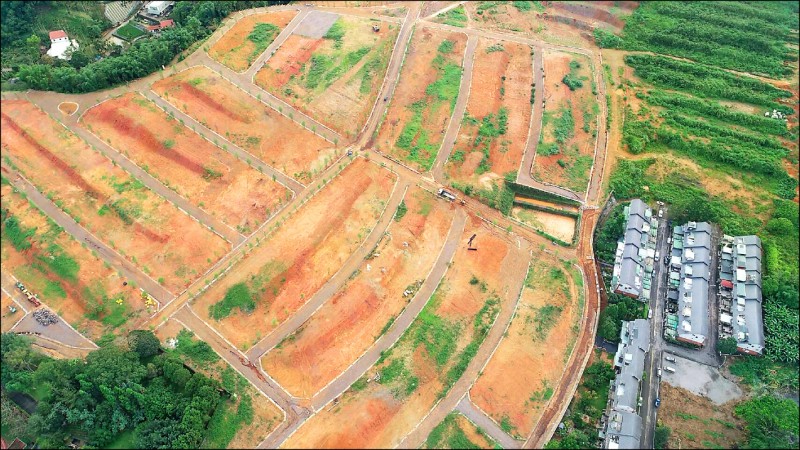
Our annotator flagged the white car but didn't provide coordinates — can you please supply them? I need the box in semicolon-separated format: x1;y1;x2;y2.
657;368;662;377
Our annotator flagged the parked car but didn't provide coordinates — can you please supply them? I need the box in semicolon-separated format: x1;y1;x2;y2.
655;397;661;407
664;366;676;373
665;355;676;363
658;368;662;377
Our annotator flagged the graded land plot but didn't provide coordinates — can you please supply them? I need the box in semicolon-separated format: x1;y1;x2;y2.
209;10;298;72
431;4;467;27
464;1;593;49
283;214;528;449
373;27;467;172
532;50;597;195
192;158;396;350
446;39;533;195
153;319;283;449
1;183;147;341
152;66;337;184
511;207;576;243
470;258;582;439
423;412;497;449
261;186;455;398
81;93;290;235
254;14;400;139
658;383;746;449
0;100;229;293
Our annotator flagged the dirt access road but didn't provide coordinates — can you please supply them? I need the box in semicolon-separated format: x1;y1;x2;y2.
523;207;601;449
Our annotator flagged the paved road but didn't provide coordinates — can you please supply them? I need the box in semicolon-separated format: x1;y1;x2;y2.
641;206;671;449
455;395;520;449
244;179;410;360
432;34;478;183
397;239;530;449
243;8;312;78
67;109;244;245
141;90;304;194
309;210;467;412
1;165;173;304
358;2;423;149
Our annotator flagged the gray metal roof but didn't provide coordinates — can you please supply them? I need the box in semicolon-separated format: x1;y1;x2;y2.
605;319;649;449
613;200;653;299
674;222;713;346
731;235;764;354
604;410;642;449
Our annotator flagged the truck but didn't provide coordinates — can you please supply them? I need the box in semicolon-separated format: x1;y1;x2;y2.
437;188;456;202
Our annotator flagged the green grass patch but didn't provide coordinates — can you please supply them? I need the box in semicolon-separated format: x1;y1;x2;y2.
43;280;66;299
174;329;221;363
203;393;255;448
114;23;146;41
209;283;256;320
394;200;408;222
436;6;467;28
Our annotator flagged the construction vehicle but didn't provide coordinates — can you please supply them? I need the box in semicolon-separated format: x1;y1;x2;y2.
140;290;157;308
372;24;380;32
437;188;456;202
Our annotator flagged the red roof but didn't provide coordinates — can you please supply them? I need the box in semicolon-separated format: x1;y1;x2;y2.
7;439;24;450
49;30;68;40
146;25;160;31
159;19;174;27
721;280;733;289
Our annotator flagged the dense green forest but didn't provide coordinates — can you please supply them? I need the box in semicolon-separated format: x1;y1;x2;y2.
602;1;799;78
0;331;254;448
1;1;288;93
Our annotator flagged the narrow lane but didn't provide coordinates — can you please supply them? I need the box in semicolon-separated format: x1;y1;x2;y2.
68;110;245;245
244;178;410;360
358;2;424;149
243;8;311;78
396;242;530;449
1;164;174;304
432;34;478;183
455;395;520;449
141;89;304;194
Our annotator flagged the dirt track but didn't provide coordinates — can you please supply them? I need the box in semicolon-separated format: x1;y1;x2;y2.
0;1;608;447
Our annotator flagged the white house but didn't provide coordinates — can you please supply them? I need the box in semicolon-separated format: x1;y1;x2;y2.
146;1;171;16
46;30;79;60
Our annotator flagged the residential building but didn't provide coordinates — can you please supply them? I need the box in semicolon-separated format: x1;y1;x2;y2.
146;0;172;16
601;319;651;449
719;235;764;355
46;30;79;60
664;222;713;347
611;199;658;301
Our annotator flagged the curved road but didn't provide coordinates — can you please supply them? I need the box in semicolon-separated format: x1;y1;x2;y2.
432;34;478;182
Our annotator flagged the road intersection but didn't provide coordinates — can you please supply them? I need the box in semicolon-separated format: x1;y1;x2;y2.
1;2;611;447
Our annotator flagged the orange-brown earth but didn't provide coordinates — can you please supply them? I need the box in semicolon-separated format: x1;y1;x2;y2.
470;259;581;438
192;158;396;349
81;93;290;234
463;2;593;49
1;184;145;340
58;102;78;115
372;26;467;172
255;15;399;139
152;66;337;184
209;10;298;72
445;38;533;189
261;187;455;398
532;50;596;194
284;214;528;448
1;100;229;293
